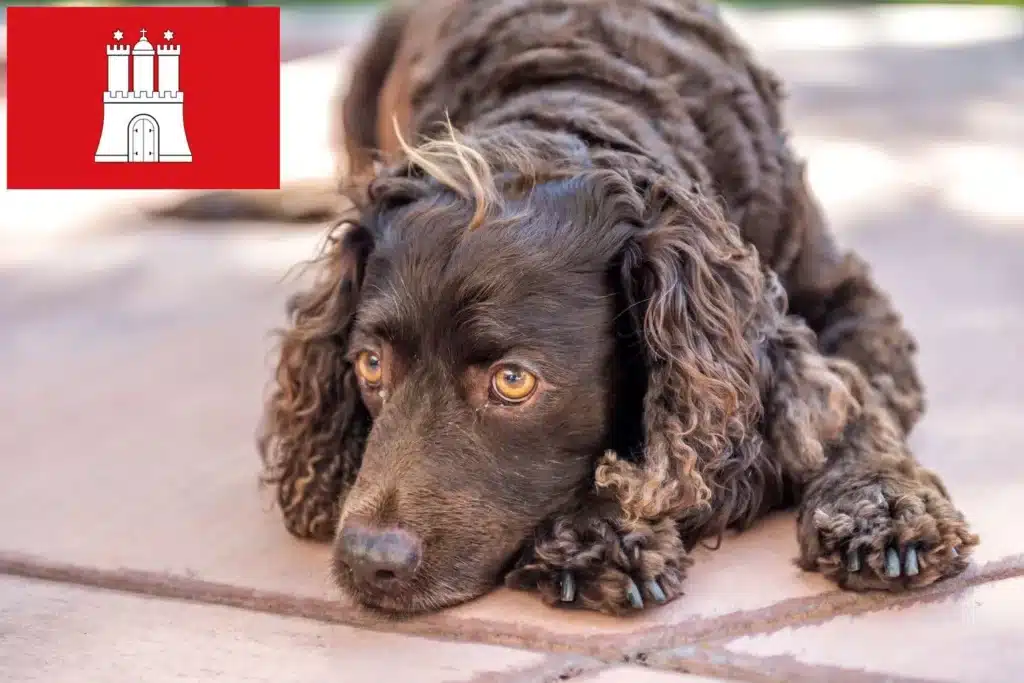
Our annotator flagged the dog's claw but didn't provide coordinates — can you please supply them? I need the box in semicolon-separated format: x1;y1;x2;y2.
645;579;666;604
625;578;644;609
846;548;861;573
559;570;576;603
904;546;920;577
885;547;901;578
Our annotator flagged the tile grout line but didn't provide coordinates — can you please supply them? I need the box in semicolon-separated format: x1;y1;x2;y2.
461;655;607;683
641;643;950;683
615;553;1024;656
0;550;616;656
1;551;1017;683
502;648;950;683
2;549;1022;662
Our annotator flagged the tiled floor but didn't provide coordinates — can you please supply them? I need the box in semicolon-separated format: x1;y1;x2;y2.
2;5;1023;682
0;577;559;683
721;577;1024;683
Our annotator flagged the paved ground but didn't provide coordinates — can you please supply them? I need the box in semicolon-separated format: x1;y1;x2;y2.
2;5;1023;682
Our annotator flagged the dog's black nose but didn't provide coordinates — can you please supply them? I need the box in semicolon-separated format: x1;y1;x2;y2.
338;521;422;588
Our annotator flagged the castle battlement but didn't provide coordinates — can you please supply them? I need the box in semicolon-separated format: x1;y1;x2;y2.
104;91;184;103
96;28;193;163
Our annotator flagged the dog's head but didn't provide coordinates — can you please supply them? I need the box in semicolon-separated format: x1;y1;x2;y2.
260;129;769;614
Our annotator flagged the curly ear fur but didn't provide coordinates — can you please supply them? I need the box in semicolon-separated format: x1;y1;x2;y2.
595;182;770;529
594;181;870;543
257;221;374;541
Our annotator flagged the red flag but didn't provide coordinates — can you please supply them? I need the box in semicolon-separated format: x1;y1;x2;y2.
6;6;281;190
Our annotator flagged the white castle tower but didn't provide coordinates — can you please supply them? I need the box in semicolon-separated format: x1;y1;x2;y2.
95;29;192;163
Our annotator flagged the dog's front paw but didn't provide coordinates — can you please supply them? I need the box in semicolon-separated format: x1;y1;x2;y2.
505;514;692;615
798;476;979;591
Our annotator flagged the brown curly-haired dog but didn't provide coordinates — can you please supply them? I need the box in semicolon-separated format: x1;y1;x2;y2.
258;0;978;616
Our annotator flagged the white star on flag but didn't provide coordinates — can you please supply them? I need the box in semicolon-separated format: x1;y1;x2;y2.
113;29;124;41
163;30;174;41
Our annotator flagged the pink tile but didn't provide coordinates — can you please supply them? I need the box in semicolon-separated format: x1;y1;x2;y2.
0;576;549;682
583;666;731;682
0;295;336;600
724;576;1024;683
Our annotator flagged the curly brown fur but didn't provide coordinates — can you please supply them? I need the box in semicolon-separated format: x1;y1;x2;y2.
507;493;692;615
257;223;374;541
257;0;976;616
794;365;977;591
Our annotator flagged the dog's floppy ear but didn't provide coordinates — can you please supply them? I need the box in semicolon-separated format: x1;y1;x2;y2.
597;182;767;528
258;221;375;541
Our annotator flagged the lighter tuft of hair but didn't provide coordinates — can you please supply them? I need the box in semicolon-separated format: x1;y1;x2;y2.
392;115;499;231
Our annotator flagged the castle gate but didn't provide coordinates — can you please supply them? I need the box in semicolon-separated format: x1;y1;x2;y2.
128;115;160;162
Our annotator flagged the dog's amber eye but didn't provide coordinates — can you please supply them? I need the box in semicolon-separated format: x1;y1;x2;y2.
491;365;537;403
355;351;383;386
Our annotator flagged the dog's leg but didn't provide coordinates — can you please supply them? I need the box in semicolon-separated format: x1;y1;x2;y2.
755;160;925;434
761;315;978;591
505;495;692;615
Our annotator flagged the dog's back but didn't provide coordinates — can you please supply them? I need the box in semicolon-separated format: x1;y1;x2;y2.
361;0;819;283
156;0;795;257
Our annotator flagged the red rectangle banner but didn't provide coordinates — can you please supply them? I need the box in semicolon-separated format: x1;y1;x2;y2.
6;6;281;190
